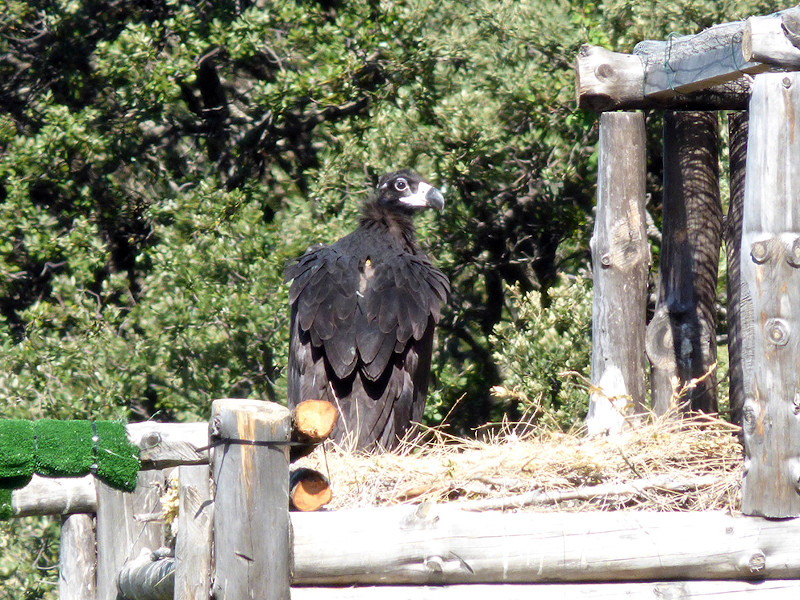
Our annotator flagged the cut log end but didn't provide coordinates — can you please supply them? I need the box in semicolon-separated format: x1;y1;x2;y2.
290;468;333;512
293;399;339;442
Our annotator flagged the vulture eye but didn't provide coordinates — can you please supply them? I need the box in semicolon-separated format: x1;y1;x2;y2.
394;178;408;192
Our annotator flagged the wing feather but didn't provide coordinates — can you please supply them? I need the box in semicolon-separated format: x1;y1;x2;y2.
363;331;397;381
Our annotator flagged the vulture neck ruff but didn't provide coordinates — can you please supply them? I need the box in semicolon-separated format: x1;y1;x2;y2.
359;201;419;252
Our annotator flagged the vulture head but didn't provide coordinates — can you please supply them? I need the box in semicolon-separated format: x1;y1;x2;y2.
375;170;445;214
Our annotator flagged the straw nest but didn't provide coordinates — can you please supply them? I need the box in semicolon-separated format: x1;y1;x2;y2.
297;410;743;513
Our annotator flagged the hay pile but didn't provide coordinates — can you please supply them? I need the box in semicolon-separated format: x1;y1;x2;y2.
298;411;743;513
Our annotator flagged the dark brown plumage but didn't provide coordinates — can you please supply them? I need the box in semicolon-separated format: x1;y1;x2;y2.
284;170;449;451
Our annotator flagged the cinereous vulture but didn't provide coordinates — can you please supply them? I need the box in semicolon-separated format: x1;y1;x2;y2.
284;170;449;450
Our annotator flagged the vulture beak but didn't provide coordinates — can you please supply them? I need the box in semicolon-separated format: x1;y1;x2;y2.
424;184;445;211
401;181;445;211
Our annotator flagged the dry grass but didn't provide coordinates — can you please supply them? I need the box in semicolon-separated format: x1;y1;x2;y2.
298;410;743;513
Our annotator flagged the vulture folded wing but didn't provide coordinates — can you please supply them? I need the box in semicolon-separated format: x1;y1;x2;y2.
286;247;361;380
355;253;447;382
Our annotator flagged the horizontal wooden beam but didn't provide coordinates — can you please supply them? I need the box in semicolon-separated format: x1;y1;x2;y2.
291;505;800;585
292;581;800;600
635;22;768;100
127;422;209;467
576;45;751;111
576;7;800;111
11;474;96;517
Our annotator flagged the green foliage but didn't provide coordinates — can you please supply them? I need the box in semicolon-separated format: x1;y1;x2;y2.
0;0;603;427
0;517;59;599
490;278;593;430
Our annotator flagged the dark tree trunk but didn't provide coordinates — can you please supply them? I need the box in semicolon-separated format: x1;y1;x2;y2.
647;111;722;415
725;111;748;427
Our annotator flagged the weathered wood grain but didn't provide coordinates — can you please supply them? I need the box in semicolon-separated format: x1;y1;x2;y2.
586;112;649;435
210;399;292;600
576;8;800;112
291;506;800;585
59;513;97;600
173;465;212;600
11;474;96;517
635;22;768;99
96;470;166;600
647;111;722;415
744;8;800;68
575;44;751;111
740;72;800;517
127;422;209;467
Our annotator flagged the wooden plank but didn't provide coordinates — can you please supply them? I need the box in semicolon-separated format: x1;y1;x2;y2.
95;469;166;600
11;474;96;517
173;464;212;600
292;580;800;600
635;22;768;99
127;422;209;467
725;111;749;427
291;507;800;585
744;7;800;68
586;111;649;435
740;72;800;518
575;44;751;111
59;513;97;600
647;111;722;415
210;399;292;600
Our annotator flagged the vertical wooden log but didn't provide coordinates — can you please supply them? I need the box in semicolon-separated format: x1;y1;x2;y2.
210;399;292;600
59;513;97;600
647;111;722;415
586;111;650;436
174;464;212;600
740;72;800;517
95;470;166;600
725;111;748;427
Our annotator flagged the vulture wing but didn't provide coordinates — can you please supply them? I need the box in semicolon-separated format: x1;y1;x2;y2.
285;238;449;450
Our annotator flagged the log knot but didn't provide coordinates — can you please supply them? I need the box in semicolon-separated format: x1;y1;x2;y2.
741;401;759;438
738;550;766;575
141;432;163;451
764;318;790;347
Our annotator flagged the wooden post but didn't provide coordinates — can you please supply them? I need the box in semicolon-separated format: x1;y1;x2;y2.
59;513;97;600
174;464;212;599
647;111;722;415
95;470;166;600
725;111;748;427
586;111;649;436
740;72;800;517
210;399;292;600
